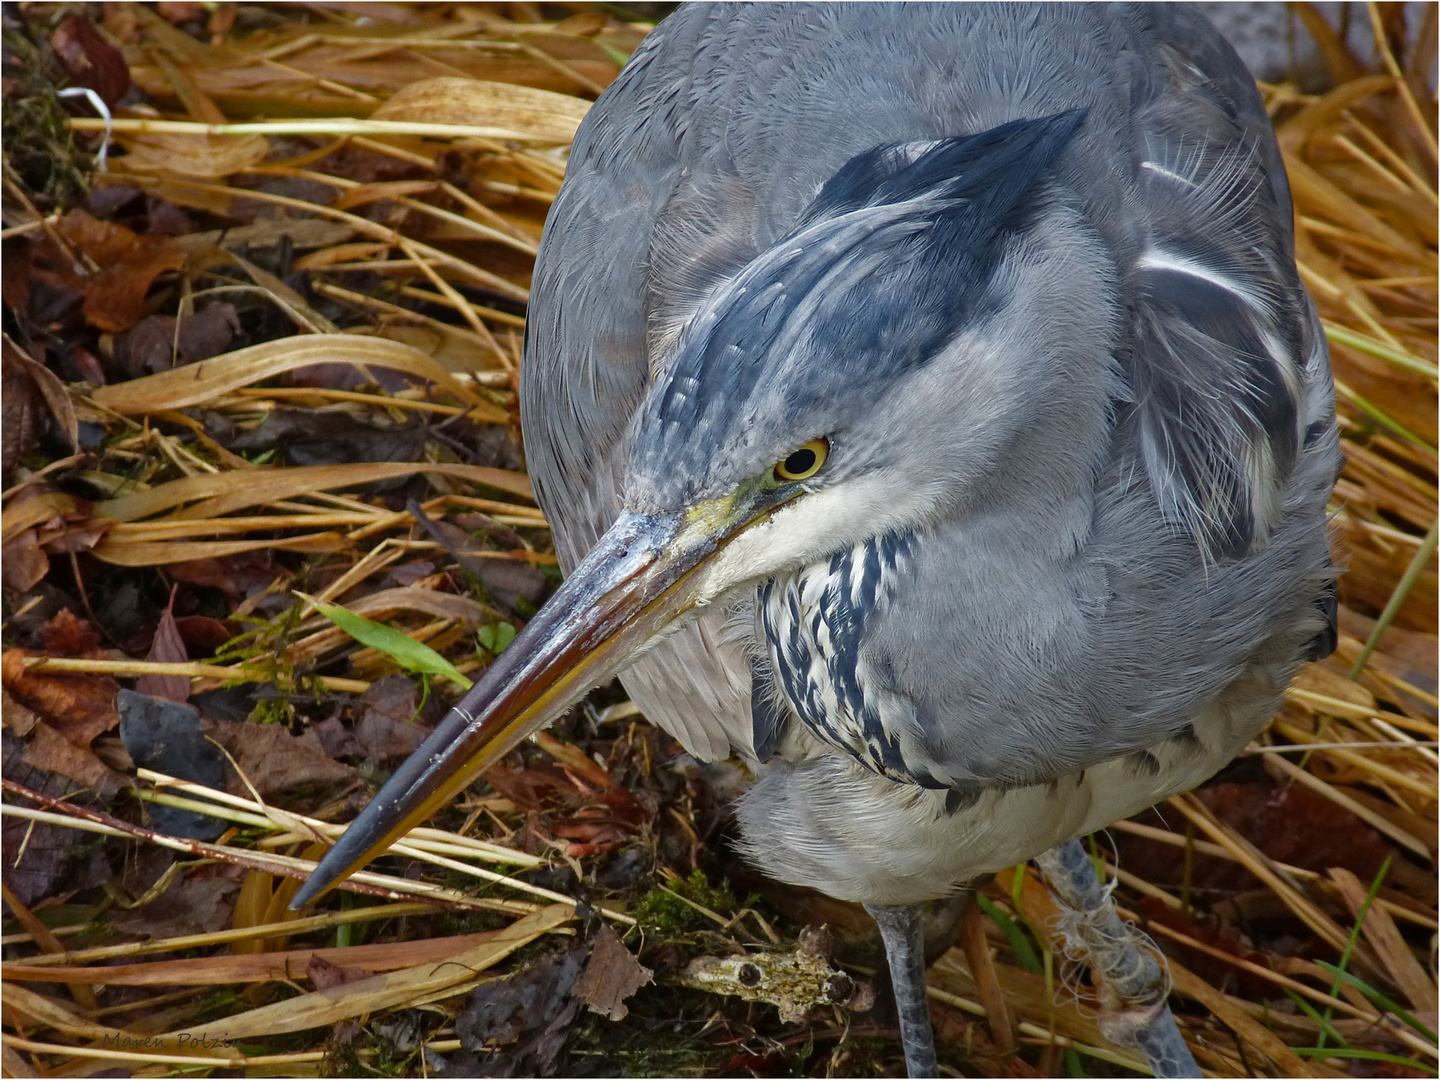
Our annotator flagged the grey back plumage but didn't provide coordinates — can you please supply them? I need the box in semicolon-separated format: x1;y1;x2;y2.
522;2;1339;797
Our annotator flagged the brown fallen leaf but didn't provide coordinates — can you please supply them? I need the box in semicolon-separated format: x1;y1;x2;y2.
311;715;366;760
2;342;48;479
228;407;426;467
112;303;240;379
2;335;79;467
2;233;33;313
352;675;431;766
2;689;38;737
201;715;358;806
37;608;102;655
135;586;189;702
108;873;242;939
1;647;120;750
573;920;652;1022
36;511;111;556
23;720;128;798
451;944;587;1076
409;503;547;611
1119;781;1396;894
66;342;106;385
55;209;187;332
482;764;571;813
173;615;237;658
2;732;114;905
0;530;49;593
165;552;285;601
50;13;130;107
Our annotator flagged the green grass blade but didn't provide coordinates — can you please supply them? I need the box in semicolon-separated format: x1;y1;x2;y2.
1349;521;1439;678
1286;988;1351;1048
1312;961;1438;1043
1324;322;1440;380
975;893;1043;974
1317;857;1390;1049
307;597;474;691
1290;1047;1438;1075
1333;378;1437;455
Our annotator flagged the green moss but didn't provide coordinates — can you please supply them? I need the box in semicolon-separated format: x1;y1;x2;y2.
1;18;94;211
632;868;738;934
321;1040;364;1079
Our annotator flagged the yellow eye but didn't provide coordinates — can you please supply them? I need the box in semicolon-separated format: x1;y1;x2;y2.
774;438;829;482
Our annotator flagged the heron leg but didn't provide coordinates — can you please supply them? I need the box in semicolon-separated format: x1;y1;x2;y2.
864;902;938;1078
1034;839;1200;1079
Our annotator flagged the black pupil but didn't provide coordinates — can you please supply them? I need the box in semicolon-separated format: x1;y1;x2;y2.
783;448;816;476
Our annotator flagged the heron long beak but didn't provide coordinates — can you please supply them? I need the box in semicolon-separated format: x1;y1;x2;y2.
291;503;753;908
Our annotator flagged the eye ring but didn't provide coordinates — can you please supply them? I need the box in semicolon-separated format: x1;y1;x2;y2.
774;438;829;482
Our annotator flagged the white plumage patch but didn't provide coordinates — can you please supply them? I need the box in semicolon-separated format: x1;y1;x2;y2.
1135;248;1258;304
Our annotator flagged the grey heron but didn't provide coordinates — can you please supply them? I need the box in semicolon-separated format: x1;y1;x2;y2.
294;5;1340;1075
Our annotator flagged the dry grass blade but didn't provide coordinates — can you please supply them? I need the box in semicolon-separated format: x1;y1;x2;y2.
0;1036;310;1070
95;461;531;524
1163;965;1325;1079
1;781;539;915
159;904;572;1043
2;902;438;969
127;769;641;918
369;76;590;143
956;900;1016;1053
90;531;349;567
89;333;489;414
0;884;96;1011
1;929;508;986
1110;815;1435;928
71;115;575;145
18;655;369;694
927;951;1123;1062
2;984;229;1059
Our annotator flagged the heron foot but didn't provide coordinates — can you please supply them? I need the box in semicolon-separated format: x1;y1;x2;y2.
1034;839;1200;1079
864;901;939;1078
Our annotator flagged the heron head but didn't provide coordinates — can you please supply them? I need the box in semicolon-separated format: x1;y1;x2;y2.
622;107;1119;598
293;109;1112;907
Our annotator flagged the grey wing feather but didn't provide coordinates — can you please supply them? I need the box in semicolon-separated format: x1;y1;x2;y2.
1121;9;1309;559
